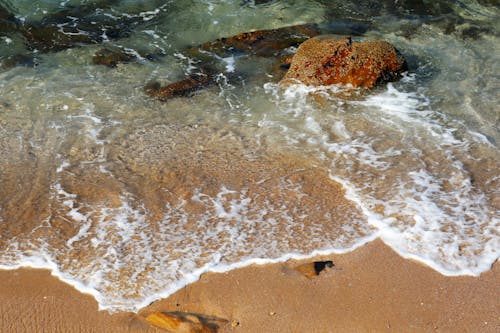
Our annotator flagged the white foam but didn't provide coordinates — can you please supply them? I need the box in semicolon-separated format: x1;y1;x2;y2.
222;56;235;73
1;37;12;44
0;177;376;313
261;79;499;277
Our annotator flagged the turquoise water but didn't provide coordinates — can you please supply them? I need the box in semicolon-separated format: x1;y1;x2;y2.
0;0;498;312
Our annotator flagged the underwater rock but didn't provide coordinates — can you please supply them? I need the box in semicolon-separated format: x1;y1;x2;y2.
145;70;214;101
0;4;19;33
195;23;320;58
281;35;407;88
295;260;335;279
1;0;137;53
145;312;215;333
148;24;320;101
22;25;100;52
0;54;38;70
92;47;136;67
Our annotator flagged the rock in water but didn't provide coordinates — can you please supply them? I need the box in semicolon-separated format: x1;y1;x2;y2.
196;23;320;57
144;69;214;101
281;35;407;88
145;312;215;333
146;24;320;101
92;47;136;67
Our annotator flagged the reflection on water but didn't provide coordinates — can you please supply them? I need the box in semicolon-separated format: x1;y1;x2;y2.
0;0;499;312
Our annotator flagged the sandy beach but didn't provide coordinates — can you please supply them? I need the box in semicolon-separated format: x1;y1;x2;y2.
1;239;498;332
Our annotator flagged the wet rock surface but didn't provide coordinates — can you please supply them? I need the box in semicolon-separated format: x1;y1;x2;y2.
147;27;410;101
92;47;137;67
146;24;321;101
281;35;407;88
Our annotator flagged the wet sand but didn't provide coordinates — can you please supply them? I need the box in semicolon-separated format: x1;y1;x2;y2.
0;239;498;332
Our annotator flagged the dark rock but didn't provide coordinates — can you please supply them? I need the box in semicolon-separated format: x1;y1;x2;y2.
460;25;491;40
22;25;99;52
195;23;321;58
92;47;136;67
281;35;407;88
5;0;140;53
0;54;38;70
295;260;335;279
145;70;214;101
0;4;19;33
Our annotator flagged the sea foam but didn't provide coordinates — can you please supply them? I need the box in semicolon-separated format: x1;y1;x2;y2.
263;79;499;276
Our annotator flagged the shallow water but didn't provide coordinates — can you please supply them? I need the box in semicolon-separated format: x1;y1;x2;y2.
0;0;499;312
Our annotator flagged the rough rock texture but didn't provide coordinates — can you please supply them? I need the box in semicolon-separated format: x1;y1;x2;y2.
281;35;407;88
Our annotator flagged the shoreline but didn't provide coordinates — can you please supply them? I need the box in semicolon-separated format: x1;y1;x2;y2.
1;239;498;332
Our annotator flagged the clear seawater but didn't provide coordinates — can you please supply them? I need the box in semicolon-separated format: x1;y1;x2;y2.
0;0;498;312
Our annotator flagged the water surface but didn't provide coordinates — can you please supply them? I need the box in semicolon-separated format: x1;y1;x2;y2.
0;0;498;312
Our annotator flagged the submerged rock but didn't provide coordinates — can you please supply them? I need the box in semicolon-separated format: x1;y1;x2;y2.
145;312;216;333
147;24;320;101
295;260;335;279
281;35;407;88
22;25;100;52
0;4;19;34
195;23;320;58
92;47;136;67
146;27;408;101
0;0;137;53
145;69;214;101
0;54;38;70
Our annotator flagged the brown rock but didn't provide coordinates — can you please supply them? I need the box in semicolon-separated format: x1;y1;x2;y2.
295;260;334;279
281;35;407;88
144;70;214;101
196;24;321;58
145;312;215;333
146;24;320;101
92;47;136;67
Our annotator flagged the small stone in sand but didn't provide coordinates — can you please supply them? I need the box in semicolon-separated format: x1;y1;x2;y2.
295;260;335;279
